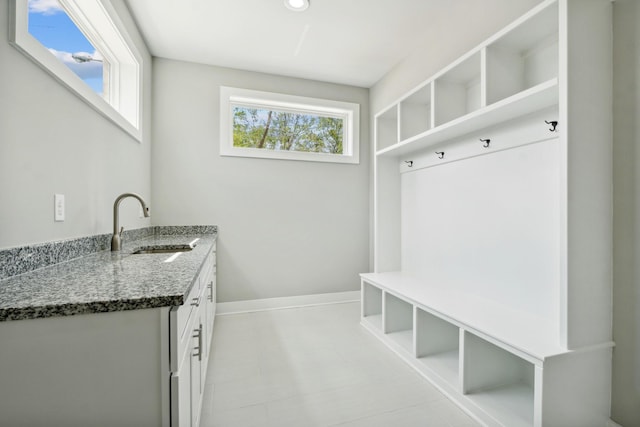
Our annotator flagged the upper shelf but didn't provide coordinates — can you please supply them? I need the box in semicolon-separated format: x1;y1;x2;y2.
374;0;560;157
377;78;558;158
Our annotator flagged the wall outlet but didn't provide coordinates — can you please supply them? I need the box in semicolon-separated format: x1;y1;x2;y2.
54;194;65;222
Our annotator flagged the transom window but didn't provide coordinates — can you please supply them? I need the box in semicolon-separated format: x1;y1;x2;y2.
220;87;360;164
27;0;106;97
10;0;143;140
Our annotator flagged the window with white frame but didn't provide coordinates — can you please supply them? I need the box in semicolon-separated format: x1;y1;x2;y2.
10;0;143;140
220;87;360;164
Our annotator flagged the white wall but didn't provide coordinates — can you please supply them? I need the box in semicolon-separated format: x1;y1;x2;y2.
0;0;152;249
151;58;369;302
611;0;640;424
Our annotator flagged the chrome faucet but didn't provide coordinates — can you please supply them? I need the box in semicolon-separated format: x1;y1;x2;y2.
111;193;150;251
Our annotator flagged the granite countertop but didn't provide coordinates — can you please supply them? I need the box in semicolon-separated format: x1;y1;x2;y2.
0;230;217;322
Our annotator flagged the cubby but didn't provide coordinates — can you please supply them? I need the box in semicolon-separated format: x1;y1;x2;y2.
363;0;613;425
361;282;382;330
486;2;558;105
383;292;413;353
415;308;460;387
434;51;482;126
399;83;432;141
463;332;534;427
375;105;398;151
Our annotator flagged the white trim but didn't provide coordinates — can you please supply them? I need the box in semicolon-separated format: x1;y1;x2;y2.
216;291;360;315
9;0;142;141
220;86;360;164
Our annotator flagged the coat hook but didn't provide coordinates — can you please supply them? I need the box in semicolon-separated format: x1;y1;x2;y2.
404;160;413;167
436;151;445;159
480;138;491;148
545;120;558;132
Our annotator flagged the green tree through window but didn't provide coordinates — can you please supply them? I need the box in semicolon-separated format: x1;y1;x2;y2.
232;107;344;154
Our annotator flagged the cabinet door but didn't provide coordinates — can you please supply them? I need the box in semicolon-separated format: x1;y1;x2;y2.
171;348;192;427
190;310;204;427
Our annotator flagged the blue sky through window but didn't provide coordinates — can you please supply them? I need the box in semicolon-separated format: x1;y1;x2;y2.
28;0;103;95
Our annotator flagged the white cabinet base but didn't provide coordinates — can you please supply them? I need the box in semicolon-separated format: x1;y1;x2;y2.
0;308;169;427
361;275;613;427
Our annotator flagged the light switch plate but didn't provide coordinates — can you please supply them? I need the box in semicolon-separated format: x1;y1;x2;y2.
54;194;65;222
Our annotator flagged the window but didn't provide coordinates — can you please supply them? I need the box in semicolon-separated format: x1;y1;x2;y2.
220;87;360;164
10;0;143;140
27;0;105;97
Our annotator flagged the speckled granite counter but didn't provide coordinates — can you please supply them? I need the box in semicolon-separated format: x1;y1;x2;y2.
0;227;217;322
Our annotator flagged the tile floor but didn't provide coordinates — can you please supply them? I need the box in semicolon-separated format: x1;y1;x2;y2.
200;302;479;427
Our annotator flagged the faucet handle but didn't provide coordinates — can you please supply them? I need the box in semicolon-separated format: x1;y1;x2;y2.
119;226;124;236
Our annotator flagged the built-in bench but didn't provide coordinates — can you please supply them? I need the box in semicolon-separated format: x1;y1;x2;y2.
360;272;613;427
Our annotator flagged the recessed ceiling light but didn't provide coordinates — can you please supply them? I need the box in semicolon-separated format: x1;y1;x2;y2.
285;0;309;12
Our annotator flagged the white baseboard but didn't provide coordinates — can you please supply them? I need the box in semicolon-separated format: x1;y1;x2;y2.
216;290;360;315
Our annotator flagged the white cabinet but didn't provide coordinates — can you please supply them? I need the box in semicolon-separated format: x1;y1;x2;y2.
0;243;218;427
171;242;216;427
366;1;612;426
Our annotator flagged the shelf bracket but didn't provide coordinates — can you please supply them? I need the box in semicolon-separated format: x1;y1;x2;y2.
545;120;558;132
480;138;491;148
436;151;445;159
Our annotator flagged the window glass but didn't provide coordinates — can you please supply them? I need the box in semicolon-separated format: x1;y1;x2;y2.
232;106;344;154
11;0;143;139
220;87;360;164
28;0;105;96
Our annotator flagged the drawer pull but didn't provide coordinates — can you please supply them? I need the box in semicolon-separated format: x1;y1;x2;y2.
192;324;203;361
207;281;214;302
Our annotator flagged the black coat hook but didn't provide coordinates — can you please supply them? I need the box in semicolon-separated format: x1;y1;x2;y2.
404;160;413;167
480;138;491;148
436;151;445;159
545;120;558;132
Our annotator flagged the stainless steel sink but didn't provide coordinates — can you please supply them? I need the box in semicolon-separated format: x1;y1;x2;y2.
131;244;194;255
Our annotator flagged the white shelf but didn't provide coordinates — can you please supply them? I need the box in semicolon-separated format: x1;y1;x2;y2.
434;51;482;126
361;272;564;362
416;349;459;387
366;0;613;425
466;383;534;427
362;281;382;318
384;291;413;334
377;78;558;158
375;105;399;151
387;329;413;353
362;314;382;331
486;0;558;105
400;83;432;140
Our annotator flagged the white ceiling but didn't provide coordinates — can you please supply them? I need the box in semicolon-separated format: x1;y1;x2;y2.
124;0;541;88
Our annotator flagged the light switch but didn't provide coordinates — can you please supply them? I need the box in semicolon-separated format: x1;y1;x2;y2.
54;194;65;222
